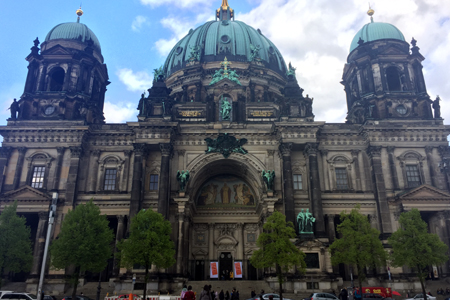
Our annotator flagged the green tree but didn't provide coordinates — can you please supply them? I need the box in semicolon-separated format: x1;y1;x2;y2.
329;206;387;290
50;200;114;298
388;208;448;298
250;211;306;300
0;200;33;288
117;209;175;300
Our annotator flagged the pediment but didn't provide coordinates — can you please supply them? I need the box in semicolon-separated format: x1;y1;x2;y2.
2;186;51;201
42;45;72;56
215;235;238;246
209;77;240;88
192;249;208;258
379;45;408;56
396;184;450;201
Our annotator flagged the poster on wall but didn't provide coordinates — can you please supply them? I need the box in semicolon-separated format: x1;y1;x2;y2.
234;261;242;278
210;261;219;278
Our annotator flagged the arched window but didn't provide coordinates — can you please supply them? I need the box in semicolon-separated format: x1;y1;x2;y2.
49;67;65;91
386;67;401;91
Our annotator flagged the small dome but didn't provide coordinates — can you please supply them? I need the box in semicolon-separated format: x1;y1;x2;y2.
163;20;287;77
45;22;101;52
350;22;405;53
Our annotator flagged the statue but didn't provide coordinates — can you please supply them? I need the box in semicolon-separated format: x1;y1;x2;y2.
209;69;224;85
286;62;296;78
433;96;441;118
153;66;164;82
297;208;315;234
8;98;19;120
249;44;261;62
176;170;190;192
137;91;146;115
189;45;201;62
204;133;248;158
262;170;275;191
221;97;232;120
228;70;241;85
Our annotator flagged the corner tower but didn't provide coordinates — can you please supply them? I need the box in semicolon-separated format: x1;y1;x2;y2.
18;8;109;124
342;9;435;124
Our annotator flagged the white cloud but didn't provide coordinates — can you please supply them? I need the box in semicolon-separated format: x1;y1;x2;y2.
117;68;153;92
103;101;136;123
140;0;210;9
131;15;149;32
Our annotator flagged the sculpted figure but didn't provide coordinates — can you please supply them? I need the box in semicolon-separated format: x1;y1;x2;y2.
297;209;305;233
433;96;441;118
262;170;275;191
176;170;190;192
221;97;232;120
9;98;19;120
303;208;316;233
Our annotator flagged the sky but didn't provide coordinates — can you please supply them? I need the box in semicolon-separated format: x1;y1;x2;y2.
0;0;449;126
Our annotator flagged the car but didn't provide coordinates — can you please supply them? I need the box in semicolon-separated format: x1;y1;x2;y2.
304;293;339;300
0;293;38;300
363;293;384;300
0;293;14;299
406;294;436;300
43;296;57;300
246;293;293;300
61;296;94;300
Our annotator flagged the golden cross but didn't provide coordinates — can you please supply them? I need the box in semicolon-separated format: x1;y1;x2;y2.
220;57;231;75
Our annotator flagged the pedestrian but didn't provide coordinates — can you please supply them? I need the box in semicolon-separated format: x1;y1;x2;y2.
185;286;196;300
181;285;188;300
225;291;230;300
200;285;211;300
339;288;348;300
235;291;239;300
251;290;256;298
230;271;234;280
219;290;224;300
354;288;361;300
215;290;219;300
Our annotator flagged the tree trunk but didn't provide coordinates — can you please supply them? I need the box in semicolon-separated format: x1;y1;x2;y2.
71;267;81;299
143;265;149;300
276;264;283;300
418;266;427;300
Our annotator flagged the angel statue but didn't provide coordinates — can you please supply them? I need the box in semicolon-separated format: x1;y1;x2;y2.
249;44;261;62
262;170;275;191
176;170;190;192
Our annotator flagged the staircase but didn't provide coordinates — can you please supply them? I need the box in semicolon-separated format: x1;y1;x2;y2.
183;280;273;298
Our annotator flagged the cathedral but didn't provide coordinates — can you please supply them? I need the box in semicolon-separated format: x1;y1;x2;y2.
1;0;450;294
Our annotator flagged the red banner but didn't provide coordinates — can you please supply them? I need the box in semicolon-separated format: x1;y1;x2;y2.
234;262;242;278
210;262;219;278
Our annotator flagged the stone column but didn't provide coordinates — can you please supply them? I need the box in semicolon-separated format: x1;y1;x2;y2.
280;143;295;224
351;150;362;191
66;147;83;206
425;146;438;187
437;212;450;274
113;215;125;276
367;146;392;237
178;150;186;171
38;63;48;91
62;63;73;91
327;215;336;242
305;143;326;236
174;196;189;274
236;223;244;260
121;150;132;192
267;150;275;170
52;147;65;190
13;147;27;190
387;146;399;190
88;150;101;192
130;144;147;219
208;223;215;261
158;143;173;219
321;149;330;191
0;147;12;193
30;212;48;276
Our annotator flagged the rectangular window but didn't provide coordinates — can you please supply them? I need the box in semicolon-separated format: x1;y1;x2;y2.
335;168;349;190
293;174;302;190
306;282;319;290
31;166;45;188
149;174;159;190
104;168;117;191
406;165;421;188
305;253;320;269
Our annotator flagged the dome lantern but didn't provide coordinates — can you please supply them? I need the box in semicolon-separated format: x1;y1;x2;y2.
216;0;234;21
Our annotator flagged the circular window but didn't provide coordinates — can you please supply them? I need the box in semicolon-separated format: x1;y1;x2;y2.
222;20;229;26
268;46;275;54
176;47;183;55
44;106;55;115
396;105;407;115
221;35;231;44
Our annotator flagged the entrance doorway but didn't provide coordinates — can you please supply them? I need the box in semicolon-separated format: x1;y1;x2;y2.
247;260;257;280
195;260;205;280
219;252;233;280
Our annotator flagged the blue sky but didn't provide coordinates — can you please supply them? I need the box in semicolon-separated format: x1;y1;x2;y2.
1;0;449;125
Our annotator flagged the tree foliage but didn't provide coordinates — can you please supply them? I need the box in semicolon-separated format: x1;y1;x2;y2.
50;200;114;298
117;209;175;300
250;211;306;300
329;206;387;289
388;208;448;298
0;200;33;287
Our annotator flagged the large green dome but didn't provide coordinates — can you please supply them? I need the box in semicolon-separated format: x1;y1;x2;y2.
163;19;287;77
45;22;101;52
350;22;405;53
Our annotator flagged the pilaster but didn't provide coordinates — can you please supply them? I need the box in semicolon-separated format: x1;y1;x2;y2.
279;143;295;224
158;143;173;219
65;146;83;206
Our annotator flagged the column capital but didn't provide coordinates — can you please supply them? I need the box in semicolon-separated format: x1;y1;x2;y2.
17;147;27;155
304;143;319;156
38;211;48;220
56;147;66;155
279;143;293;156
351;149;360;157
133;143;149;156
366;146;382;158
425;146;434;154
91;149;101;157
267;150;275;157
320;149;329;157
117;215;125;223
123;150;133;158
386;146;395;154
160;143;173;156
177;149;186;156
69;146;83;158
0;147;12;159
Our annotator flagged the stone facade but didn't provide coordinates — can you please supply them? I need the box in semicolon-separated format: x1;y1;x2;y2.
1;3;450;294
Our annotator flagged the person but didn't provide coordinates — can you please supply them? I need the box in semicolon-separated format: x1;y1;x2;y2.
339;288;348;300
225;291;230;300
215;290;219;300
230;271;234;280
268;296;273;300
219;290;224;300
185;286;196;300
354;288;361;300
181;285;188;300
200;285;211;300
235;291;239;300
251;290;256;298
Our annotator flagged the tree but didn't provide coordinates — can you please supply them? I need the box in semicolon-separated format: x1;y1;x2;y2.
0;200;33;287
50;200;114;298
250;211;306;300
329;206;387;290
388;208;448;298
117;209;175;300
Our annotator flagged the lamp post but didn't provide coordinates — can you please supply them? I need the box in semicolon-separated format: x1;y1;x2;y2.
37;192;58;300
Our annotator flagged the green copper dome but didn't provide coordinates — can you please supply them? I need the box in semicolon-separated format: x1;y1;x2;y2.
163;20;287;77
350;22;405;52
45;22;101;52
